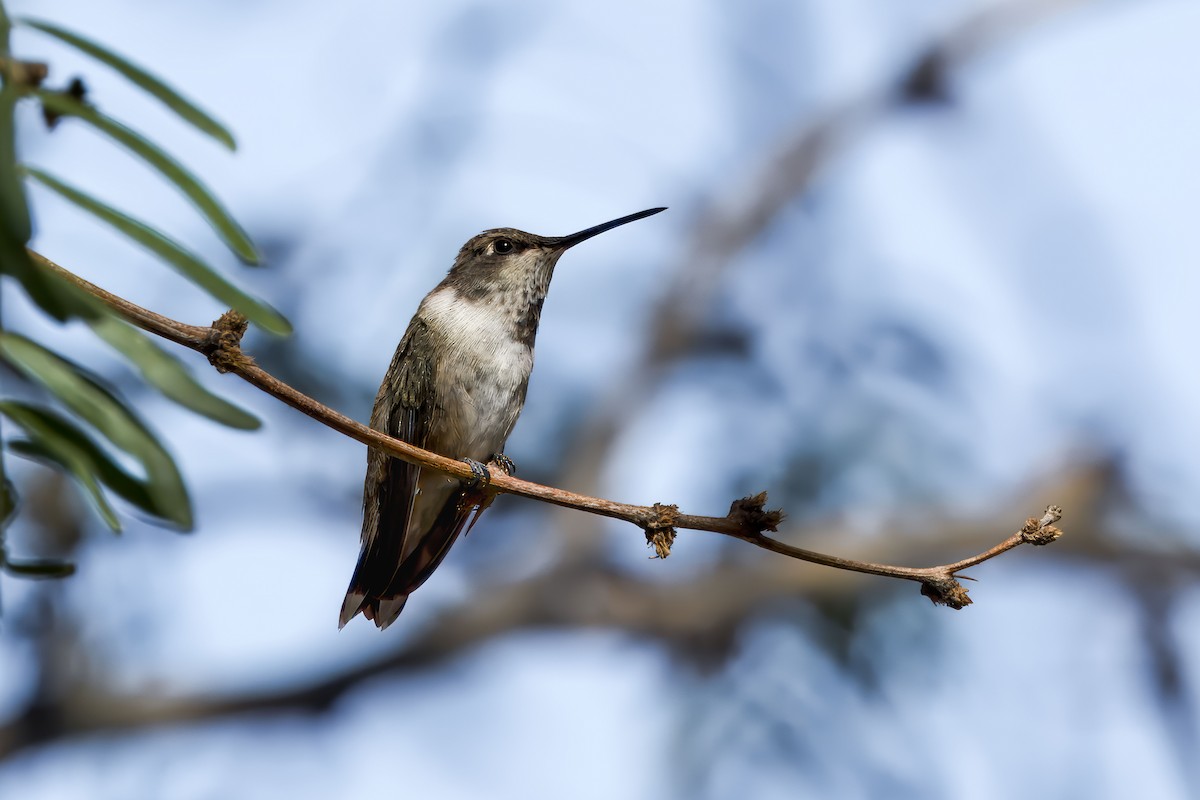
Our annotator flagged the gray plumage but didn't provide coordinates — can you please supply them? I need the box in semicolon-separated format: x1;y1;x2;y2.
340;207;666;629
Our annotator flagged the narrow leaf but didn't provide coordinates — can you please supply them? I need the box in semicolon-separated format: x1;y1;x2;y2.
24;166;292;335
19;17;236;150
0;83;30;243
10;250;105;321
0;78;72;317
2;403;123;530
0;475;14;528
9;253;106;321
9;438;121;530
1;32;97;319
1;400;155;521
90;316;261;429
4;558;76;578
0;334;192;529
36;90;260;264
0;3;32;244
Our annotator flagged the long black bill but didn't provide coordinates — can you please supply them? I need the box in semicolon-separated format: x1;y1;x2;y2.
549;207;667;250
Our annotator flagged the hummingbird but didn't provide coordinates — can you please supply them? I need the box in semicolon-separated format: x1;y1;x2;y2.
340;206;667;629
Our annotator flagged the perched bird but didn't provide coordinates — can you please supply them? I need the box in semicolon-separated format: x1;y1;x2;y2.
340;207;667;629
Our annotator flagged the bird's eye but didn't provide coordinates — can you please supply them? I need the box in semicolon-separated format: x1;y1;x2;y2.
493;238;514;254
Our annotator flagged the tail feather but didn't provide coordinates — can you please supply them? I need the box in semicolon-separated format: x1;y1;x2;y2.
339;587;410;630
339;545;410;630
338;591;366;629
340;485;481;630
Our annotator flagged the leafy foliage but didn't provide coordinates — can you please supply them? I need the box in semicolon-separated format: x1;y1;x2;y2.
24;167;289;334
36;91;261;264
0;5;286;581
0;334;193;529
18;17;237;150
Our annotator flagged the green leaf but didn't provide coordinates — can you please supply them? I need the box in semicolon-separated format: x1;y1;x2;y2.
0;31;63;319
36;90;260;264
0;334;192;529
9;249;106;321
0;74;73;318
2;402;122;530
8;253;106;322
18;17;237;150
4;558;76;578
24;166;292;335
9;438;120;530
1;400;157;524
0;83;30;244
0;475;15;528
0;5;31;245
90;315;261;430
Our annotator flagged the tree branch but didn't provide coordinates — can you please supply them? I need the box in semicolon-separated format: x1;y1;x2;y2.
540;0;1101;571
0;460;1118;758
30;250;1064;607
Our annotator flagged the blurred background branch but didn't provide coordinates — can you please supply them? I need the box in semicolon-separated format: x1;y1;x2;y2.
0;459;1103;759
36;250;1066;608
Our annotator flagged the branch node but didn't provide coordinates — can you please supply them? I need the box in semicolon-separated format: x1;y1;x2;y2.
205;310;252;374
728;491;785;534
0;58;49;90
920;575;972;610
644;503;679;559
1021;505;1065;546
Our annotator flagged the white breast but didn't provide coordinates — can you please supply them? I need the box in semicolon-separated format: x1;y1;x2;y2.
420;289;534;461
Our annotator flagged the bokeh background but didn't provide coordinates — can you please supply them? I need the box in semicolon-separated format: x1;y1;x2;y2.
2;0;1199;797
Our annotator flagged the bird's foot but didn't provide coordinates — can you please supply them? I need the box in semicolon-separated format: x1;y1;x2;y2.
461;454;515;491
462;458;492;491
486;453;516;476
459;455;514;537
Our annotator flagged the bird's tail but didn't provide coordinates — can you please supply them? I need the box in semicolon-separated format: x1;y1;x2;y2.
339;486;482;630
339;545;409;630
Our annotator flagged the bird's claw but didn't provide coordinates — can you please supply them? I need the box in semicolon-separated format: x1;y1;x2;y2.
486;453;516;476
462;458;491;490
460;455;509;536
459;454;514;535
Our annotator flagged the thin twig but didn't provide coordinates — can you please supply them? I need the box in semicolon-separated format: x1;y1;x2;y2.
0;461;1127;756
31;251;1065;608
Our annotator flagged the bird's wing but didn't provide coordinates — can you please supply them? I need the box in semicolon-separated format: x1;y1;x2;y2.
383;481;478;600
340;319;436;628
